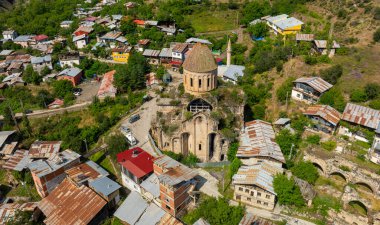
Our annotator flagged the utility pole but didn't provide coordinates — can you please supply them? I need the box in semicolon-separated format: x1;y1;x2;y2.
289;143;295;160
285;91;289;112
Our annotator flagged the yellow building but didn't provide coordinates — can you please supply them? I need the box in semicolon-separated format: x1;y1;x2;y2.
111;46;132;63
265;14;303;35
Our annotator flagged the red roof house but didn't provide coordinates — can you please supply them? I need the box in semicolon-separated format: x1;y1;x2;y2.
47;99;64;109
34;35;49;43
117;147;154;192
133;19;145;26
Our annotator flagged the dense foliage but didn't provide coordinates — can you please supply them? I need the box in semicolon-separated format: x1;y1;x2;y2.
320;65;343;85
162;151;200;167
291;161;319;184
183;197;244;225
273;174;304;207
319;88;346;112
106;133;129;158
276;77;295;103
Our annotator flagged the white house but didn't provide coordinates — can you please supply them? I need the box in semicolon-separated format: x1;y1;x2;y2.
2;30;18;41
59;52;80;68
73;34;88;49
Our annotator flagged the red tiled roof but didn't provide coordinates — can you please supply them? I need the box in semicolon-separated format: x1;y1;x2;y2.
34;35;49;42
138;39;150;45
116;147;154;178
133;19;145;25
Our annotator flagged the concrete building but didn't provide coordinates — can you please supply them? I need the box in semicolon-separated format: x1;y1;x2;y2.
57;67;83;86
28;150;81;197
303;105;342;134
291;77;333;104
117;147;154;193
30;55;52;73
182;43;217;95
59;52;80;68
237;120;285;167
170;43;188;71
153;155;198;217
111;46;132;63
264;14;303;35
2;30;17;41
233;162;283;210
73;34;88;49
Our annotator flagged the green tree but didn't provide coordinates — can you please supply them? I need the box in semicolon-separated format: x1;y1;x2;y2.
291;161;319;184
275;129;298;158
40;66;51;76
364;83;380;100
277;77;295;103
23;65;41;85
273;174;305;207
369;99;380;110
229;158;242;179
306;134;320;145
52;80;73;98
182;196;244;225
114;52;149;92
320;65;343;85
227;142;239;161
106;133;129;158
320;88;346;112
247;22;269;38
374;28;380;42
120;19;137;34
241;1;272;25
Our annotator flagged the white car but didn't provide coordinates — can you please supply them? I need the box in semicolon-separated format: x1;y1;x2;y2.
74;92;81;96
120;125;137;146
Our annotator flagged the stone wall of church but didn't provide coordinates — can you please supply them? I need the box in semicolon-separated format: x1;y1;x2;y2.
183;69;217;95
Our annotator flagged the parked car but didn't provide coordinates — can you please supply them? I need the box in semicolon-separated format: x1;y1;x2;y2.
129;114;140;123
143;95;152;102
74;92;81;96
119;125;137;146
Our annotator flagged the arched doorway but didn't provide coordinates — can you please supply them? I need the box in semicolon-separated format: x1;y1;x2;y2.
348;200;368;216
181;133;190;156
187;98;212;113
208;133;216;160
312;162;324;174
354;182;374;194
330;171;347;182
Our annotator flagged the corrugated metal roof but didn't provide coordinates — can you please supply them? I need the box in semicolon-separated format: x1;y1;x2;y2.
193;218;211;225
265;14;288;23
0;202;38;224
304;105;342;126
154;155;198;187
39;178;107;225
143;49;160;57
101;31;122;40
232;162;283;194
117;147;154;179
140;173;160;198
294;77;332;93
157;213;184;225
65;161;108;185
31;55;52;64
114;191;149;224
237;120;285;163
97;70;117;98
29;141;61;159
172;43;188;53
159;47;172;57
58;67;82;77
275;17;303;30
342;103;380;130
0;130;16;147
239;213;273;225
89;176;121;197
135;203;166;225
186;38;212;45
217;65;245;82
3;150;32;171
296;34;314;41
314;40;327;49
273;118;290;125
14;35;34;42
72;34;87;42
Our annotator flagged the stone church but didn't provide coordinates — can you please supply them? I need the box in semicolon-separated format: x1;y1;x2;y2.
151;43;232;162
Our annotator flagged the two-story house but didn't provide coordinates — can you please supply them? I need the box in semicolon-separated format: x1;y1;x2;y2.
303;105;342;134
170;43;188;71
291;77;333;104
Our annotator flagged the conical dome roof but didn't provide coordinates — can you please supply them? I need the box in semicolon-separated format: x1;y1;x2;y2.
183;43;217;73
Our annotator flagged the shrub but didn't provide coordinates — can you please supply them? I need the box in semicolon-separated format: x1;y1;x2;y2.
364;83;380;99
321;141;337;151
276;77;295;103
350;89;368;102
320;65;343;85
369;99;380;110
374;7;380;20
374;28;380;42
273;174;305;207
291;161;319;184
306;135;321;145
228;158;242;179
227;142;239;161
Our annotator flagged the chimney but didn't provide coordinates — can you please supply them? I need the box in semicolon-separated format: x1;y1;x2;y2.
227;38;231;67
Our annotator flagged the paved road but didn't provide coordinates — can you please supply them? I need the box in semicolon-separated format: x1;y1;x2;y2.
120;93;159;157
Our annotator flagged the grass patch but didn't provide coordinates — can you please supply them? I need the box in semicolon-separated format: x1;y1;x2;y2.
315;176;344;192
90;151;117;176
7;184;41;201
185;10;238;33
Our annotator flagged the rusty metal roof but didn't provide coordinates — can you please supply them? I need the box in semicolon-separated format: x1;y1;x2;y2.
153;155;197;187
342;103;380;130
232;162;283;195
157;213;184;225
172;43;188;53
97;70;117;98
239;213;273;225
296;33;314;41
39;178;107;225
29;141;61;159
2;149;32;171
303;105;342;126
294;77;332;93
237;120;285;163
101;31;122;40
0;202;38;224
65;161;108;185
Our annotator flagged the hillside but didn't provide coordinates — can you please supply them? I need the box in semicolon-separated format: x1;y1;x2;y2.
0;0;15;11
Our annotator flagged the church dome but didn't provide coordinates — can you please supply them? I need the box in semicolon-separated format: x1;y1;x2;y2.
183;43;217;73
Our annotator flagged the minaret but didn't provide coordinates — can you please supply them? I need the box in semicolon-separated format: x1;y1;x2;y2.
227;38;231;67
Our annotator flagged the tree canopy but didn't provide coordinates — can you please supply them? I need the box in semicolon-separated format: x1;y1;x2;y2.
273;174;305;207
291;161;319;184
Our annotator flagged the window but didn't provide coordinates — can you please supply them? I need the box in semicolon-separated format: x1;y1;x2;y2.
250;192;254;196
199;79;202;88
245;189;249;193
297;93;301;98
166;198;170;202
199;144;202;150
257;192;261;197
247;197;251;201
257;200;261;204
239;187;243;191
266;194;271;199
207;78;210;87
264;202;268;206
166;205;171;210
190;78;193;87
236;195;241;200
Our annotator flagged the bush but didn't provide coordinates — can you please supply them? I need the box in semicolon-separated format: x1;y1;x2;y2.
320;65;343;85
227;142;239;161
369;99;380;110
321;141;337;151
374;7;380;20
350;89;368;102
273;174;305;207
320;88;346;112
276;77;295;103
306;135;321;145
374;28;380;42
247;22;269;38
364;83;380;99
291;161;319;184
228;158;242;179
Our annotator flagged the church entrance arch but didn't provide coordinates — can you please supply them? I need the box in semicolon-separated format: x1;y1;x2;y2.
208;133;216;160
